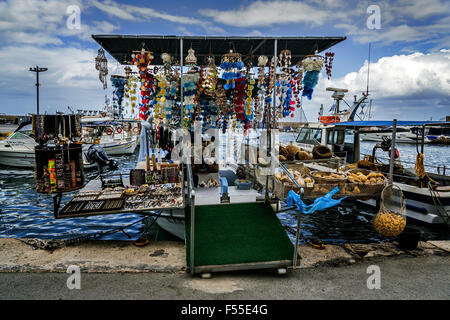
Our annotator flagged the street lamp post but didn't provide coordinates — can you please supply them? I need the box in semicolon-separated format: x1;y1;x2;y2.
29;66;48;116
29;66;48;145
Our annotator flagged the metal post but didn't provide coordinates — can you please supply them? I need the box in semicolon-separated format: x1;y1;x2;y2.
272;39;277;130
180;38;184;124
265;39;278;202
29;66;48;143
389;119;397;183
36;69;40;115
293;211;302;268
190;190;195;275
421;125;425;154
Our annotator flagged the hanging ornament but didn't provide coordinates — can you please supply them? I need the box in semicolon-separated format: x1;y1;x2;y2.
279;50;292;80
161;52;172;72
301;51;324;100
220;51;245;90
95;48;108;89
293;60;303;109
132;48;154;120
111;75;126;118
200;54;217;97
182;71;200;128
255;55;267;126
324;52;334;79
185;48;197;67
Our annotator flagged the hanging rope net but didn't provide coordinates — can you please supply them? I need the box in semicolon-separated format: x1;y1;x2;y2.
373;184;406;237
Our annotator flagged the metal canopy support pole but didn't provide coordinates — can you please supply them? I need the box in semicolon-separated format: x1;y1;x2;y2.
180;38;184;124
265;39;277;202
272;39;277;130
279;161;304;269
187;164;195;275
293;212;302;268
389;119;397;183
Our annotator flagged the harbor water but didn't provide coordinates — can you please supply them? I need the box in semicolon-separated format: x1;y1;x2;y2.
0;138;448;244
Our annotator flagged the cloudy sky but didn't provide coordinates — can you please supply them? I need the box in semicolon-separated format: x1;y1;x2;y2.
0;0;449;121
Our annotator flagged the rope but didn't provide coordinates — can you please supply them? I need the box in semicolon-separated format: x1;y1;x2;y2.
415;152;437;183
17;217;147;250
428;181;450;226
414;153;425;179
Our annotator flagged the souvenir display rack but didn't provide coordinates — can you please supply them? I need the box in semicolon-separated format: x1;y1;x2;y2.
87;35;347;275
33;114;85;194
54;164;184;219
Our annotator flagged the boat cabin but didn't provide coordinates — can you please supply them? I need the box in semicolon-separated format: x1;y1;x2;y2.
294;123;360;164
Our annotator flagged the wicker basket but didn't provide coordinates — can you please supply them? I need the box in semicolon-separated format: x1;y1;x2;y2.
346;169;387;195
306;183;346;198
311;171;347;184
273;175;315;199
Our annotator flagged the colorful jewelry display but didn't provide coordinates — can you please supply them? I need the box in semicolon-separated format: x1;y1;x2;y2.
182;72;199;128
124;66;138;116
324;52;334;79
132;49;154;120
220;51;245;90
293;60;303;109
279;50;292;80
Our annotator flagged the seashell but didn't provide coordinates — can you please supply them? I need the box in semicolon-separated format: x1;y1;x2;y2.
258;55;268;67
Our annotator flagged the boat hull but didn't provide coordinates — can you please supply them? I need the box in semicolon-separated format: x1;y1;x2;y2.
102;139;137;155
361;133;428;144
0;146;96;169
155;209;185;240
0;149;35;168
360;183;450;224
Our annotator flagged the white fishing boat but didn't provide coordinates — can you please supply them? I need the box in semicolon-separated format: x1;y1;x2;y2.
0;123;95;169
81;118;140;156
282;120;450;225
360;126;429;144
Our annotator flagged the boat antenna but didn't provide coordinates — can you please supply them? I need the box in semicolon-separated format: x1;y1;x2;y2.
366;43;371;95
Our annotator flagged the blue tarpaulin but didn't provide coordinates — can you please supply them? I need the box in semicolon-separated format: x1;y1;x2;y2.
286;187;347;214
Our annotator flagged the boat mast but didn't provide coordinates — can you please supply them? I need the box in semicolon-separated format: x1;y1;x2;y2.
366;43;371;95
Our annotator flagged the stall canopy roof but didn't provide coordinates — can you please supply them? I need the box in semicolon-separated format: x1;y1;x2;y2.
332;120;450;127
92;34;346;66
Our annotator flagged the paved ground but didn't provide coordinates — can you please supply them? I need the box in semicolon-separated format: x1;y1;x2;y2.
1;255;448;300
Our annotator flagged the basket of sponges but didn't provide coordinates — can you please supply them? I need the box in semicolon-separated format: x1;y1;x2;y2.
345;169;386;196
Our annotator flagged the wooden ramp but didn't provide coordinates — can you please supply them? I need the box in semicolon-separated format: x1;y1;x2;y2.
185;202;297;274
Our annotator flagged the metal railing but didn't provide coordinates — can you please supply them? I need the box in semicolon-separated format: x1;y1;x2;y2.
186;163;196;275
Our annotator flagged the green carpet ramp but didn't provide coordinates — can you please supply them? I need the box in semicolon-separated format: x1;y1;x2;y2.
185;202;296;272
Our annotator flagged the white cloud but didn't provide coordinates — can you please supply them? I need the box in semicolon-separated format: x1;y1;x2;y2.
0;0;119;45
302;49;450;121
0;45;108;114
91;0;201;25
328;50;450;98
90;0;227;35
199;1;330;27
333;0;450;47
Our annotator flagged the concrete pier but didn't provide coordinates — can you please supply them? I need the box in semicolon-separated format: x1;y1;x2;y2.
0;238;448;273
